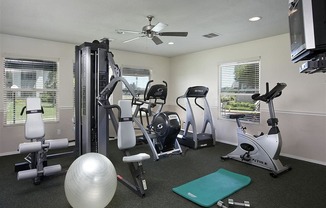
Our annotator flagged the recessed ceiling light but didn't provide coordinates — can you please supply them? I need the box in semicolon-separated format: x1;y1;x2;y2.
249;16;262;22
168;42;174;45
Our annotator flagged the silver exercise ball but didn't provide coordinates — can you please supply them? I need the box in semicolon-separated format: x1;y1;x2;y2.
64;153;117;208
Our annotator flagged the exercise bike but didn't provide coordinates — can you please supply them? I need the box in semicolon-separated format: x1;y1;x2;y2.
221;82;291;177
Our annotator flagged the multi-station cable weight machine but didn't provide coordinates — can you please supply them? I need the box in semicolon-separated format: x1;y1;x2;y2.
74;39;144;157
74;39;181;161
74;39;184;196
74;40;109;156
74;39;152;197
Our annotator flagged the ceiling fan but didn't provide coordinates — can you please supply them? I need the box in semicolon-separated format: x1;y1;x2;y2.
116;15;188;45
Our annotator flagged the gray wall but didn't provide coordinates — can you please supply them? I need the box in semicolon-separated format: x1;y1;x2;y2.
1;33;326;166
0;34;170;155
169;34;326;165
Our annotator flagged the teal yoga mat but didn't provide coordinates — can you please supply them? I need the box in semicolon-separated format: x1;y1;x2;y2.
172;168;251;207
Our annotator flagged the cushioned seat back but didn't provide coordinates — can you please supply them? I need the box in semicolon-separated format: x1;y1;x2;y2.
117;100;136;150
25;98;45;140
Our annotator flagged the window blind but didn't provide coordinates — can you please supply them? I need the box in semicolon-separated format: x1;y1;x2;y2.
220;60;260;123
3;58;58;124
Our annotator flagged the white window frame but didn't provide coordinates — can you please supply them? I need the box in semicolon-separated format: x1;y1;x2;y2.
219;59;261;123
3;57;59;125
121;67;151;100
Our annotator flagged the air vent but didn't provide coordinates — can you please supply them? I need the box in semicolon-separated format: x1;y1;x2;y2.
203;33;219;38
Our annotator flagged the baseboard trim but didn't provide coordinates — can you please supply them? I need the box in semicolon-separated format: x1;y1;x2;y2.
280;153;326;166
217;140;326;166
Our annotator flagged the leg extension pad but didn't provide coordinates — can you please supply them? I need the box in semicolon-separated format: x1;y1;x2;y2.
17;164;62;180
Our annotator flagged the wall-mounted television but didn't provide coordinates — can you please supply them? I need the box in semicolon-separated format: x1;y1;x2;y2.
288;0;326;63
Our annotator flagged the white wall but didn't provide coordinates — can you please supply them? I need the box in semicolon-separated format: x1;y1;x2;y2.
0;34;170;155
169;34;326;165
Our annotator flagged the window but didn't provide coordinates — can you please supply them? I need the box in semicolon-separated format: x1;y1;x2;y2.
219;60;260;123
122;67;150;100
3;58;58;124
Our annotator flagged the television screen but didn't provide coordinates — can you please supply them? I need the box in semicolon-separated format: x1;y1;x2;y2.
288;0;326;63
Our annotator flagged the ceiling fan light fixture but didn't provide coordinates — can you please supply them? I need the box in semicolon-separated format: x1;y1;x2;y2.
117;15;188;45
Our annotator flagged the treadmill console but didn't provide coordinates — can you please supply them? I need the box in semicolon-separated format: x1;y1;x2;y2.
185;86;209;98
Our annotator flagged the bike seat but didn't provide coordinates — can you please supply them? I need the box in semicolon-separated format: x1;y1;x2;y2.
228;114;245;119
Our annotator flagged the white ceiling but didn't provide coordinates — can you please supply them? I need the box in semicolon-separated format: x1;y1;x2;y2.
0;0;290;57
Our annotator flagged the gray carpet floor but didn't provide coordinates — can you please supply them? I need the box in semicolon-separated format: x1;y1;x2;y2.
1;141;326;208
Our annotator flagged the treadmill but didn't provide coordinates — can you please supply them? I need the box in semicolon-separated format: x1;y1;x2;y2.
176;86;216;149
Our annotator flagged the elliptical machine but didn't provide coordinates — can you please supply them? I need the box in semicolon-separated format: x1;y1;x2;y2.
152;111;181;153
133;80;182;159
221;82;291;177
135;80;168;131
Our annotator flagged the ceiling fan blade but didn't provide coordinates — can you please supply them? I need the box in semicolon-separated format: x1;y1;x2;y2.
116;29;142;34
152;22;167;32
152;36;163;45
123;36;141;43
159;32;188;37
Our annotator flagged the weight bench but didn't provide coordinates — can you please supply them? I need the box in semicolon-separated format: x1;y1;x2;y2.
16;97;69;184
117;100;150;197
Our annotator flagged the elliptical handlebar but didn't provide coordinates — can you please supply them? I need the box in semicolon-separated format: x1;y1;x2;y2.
142;80;168;104
143;80;154;100
163;81;168;91
251;82;287;103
